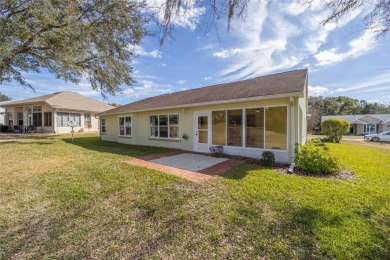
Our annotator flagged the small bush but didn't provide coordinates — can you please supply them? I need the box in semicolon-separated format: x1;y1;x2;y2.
0;125;8;132
261;151;275;166
322;118;350;143
295;140;340;174
320;136;334;143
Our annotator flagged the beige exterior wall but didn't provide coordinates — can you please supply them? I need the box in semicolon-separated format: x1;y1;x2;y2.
3;104;100;133
100;96;307;163
54;109;100;134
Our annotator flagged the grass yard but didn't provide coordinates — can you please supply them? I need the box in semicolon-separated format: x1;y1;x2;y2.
0;133;389;259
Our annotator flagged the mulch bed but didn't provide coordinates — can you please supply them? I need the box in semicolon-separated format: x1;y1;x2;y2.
273;166;355;180
219;154;355;180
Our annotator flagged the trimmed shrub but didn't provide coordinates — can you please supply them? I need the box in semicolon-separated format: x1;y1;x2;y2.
295;140;340;174
321;118;350;143
0;125;8;132
261;151;275;166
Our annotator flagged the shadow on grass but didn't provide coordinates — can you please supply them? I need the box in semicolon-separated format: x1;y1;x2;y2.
0;141;53;145
62;136;176;158
220;164;263;180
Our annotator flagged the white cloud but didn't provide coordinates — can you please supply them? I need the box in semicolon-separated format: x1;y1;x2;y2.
314;30;377;66
122;80;172;99
158;63;167;67
334;71;390;92
147;0;205;30
131;45;163;58
309;85;329;96
206;1;373;82
200;43;215;50
204;76;212;81
176;80;186;84
213;48;243;59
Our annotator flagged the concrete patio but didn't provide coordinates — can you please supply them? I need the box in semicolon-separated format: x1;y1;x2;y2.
125;151;242;182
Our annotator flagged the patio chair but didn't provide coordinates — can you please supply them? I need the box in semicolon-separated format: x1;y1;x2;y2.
6;125;13;133
25;125;35;133
13;125;20;133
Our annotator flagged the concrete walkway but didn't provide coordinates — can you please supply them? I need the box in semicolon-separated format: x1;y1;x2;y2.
150;153;228;172
125;152;242;182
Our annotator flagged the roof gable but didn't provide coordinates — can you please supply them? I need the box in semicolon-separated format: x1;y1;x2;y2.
322;114;390;124
100;69;308;115
0;91;114;113
358;115;383;124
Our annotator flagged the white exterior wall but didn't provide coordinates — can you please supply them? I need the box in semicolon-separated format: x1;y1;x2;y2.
382;122;390;132
0;107;4;125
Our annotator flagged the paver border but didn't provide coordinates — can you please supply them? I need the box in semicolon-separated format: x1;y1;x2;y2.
126;150;244;182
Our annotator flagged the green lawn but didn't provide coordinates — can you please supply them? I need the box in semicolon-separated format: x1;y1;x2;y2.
0;133;389;259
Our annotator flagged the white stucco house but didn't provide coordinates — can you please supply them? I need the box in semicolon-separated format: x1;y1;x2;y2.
98;69;308;163
1;91;114;133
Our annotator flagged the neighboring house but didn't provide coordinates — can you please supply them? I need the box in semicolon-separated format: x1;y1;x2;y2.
0;91;114;133
98;69;308;163
322;114;390;135
0;106;4;125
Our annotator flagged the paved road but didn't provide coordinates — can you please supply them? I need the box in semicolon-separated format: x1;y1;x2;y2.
308;136;364;142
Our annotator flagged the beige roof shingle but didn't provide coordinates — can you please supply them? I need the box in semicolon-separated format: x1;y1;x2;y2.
1;91;114;113
100;69;308;115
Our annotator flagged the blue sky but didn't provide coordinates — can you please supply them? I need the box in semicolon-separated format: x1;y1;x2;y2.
1;1;390;105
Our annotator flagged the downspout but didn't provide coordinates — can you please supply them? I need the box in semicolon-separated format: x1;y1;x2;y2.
290;97;296;164
95;115;101;140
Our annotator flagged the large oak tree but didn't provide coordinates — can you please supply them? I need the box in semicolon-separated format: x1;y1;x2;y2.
0;0;148;96
1;0;388;96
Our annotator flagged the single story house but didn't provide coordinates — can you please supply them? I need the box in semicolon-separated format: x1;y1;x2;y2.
0;106;5;125
1;91;114;133
98;69;308;163
322;114;390;135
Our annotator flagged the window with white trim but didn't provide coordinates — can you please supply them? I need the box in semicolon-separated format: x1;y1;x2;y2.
150;113;179;138
119;116;131;136
33;106;42;127
44;112;52;127
211;106;288;150
101;119;106;133
56;112;80;127
84;113;91;127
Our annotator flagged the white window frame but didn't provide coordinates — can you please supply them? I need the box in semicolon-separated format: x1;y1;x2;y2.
44;112;52;127
210;105;288;151
149;113;180;139
32;106;43;127
101;118;106;133
119;116;132;137
84;113;91;127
